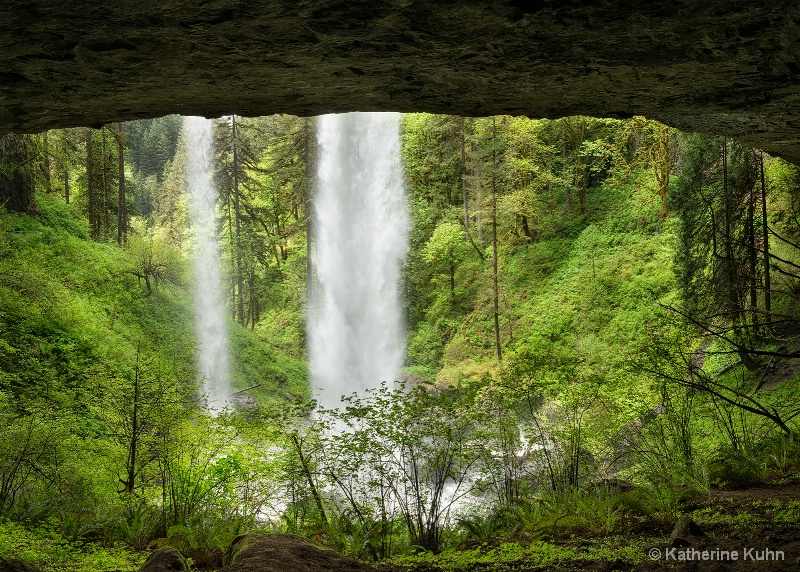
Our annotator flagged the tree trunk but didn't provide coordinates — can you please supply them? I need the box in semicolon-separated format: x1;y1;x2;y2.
232;115;245;325
62;130;70;204
520;214;536;242
305;117;314;304
655;124;670;219
124;352;141;494
249;269;257;330
722;139;735;314
42;132;51;193
492;117;502;362
562;119;570;211
102;126;110;235
290;434;328;526
577;118;587;214
461;116;469;230
117;124;126;244
449;261;455;307
476;164;484;249
747;159;758;332
760;151;771;326
0;134;35;213
86;128;96;239
254;289;260;325
229;206;237;319
722;140;757;370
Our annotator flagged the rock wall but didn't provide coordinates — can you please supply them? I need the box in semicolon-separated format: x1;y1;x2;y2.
2;1;800;160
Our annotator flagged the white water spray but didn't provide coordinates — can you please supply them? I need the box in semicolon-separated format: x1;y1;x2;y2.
185;116;231;412
309;112;409;410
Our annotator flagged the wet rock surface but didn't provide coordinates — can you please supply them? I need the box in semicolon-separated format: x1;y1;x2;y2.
2;1;800;160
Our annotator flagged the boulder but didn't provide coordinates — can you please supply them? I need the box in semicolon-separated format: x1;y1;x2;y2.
138;548;186;572
222;533;378;572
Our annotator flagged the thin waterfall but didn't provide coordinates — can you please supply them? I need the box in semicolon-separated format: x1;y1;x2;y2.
185;116;231;411
309;112;409;410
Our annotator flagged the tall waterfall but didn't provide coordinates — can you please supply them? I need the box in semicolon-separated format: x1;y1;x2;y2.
309;112;409;410
185;116;231;411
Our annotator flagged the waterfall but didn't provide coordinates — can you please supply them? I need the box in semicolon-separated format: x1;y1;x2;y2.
309;112;409;410
185;116;231;412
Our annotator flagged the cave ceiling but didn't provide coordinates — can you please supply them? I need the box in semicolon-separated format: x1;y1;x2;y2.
2;1;800;160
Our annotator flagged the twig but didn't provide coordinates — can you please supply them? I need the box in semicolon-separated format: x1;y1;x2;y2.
230;383;262;396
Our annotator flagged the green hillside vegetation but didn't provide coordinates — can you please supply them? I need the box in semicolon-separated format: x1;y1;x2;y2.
0;196;306;569
1;114;800;570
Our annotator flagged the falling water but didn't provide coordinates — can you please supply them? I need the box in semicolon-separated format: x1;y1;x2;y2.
185;116;231;411
309;112;409;410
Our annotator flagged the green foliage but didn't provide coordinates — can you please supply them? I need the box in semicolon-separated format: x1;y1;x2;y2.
707;434;800;488
123;115;183;186
391;536;652;572
6;111;800;572
126;223;185;295
0;182;305;566
0;520;144;572
691;506;757;529
422;220;467;267
110;499;163;550
327;383;484;554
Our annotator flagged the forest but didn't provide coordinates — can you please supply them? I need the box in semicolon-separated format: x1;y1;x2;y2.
0;112;799;571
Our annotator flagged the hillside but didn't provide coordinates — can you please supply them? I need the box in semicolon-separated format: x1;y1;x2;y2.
0;193;306;570
0;193;307;408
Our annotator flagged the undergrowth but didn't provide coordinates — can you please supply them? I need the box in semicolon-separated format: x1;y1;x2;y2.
0;520;144;572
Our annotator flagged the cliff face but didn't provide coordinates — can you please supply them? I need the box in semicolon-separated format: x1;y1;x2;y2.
2;1;800;159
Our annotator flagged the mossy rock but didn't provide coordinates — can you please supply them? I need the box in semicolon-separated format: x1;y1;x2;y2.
222;533;379;572
138;548;185;572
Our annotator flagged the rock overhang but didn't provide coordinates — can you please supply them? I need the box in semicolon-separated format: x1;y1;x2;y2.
2;1;800;160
